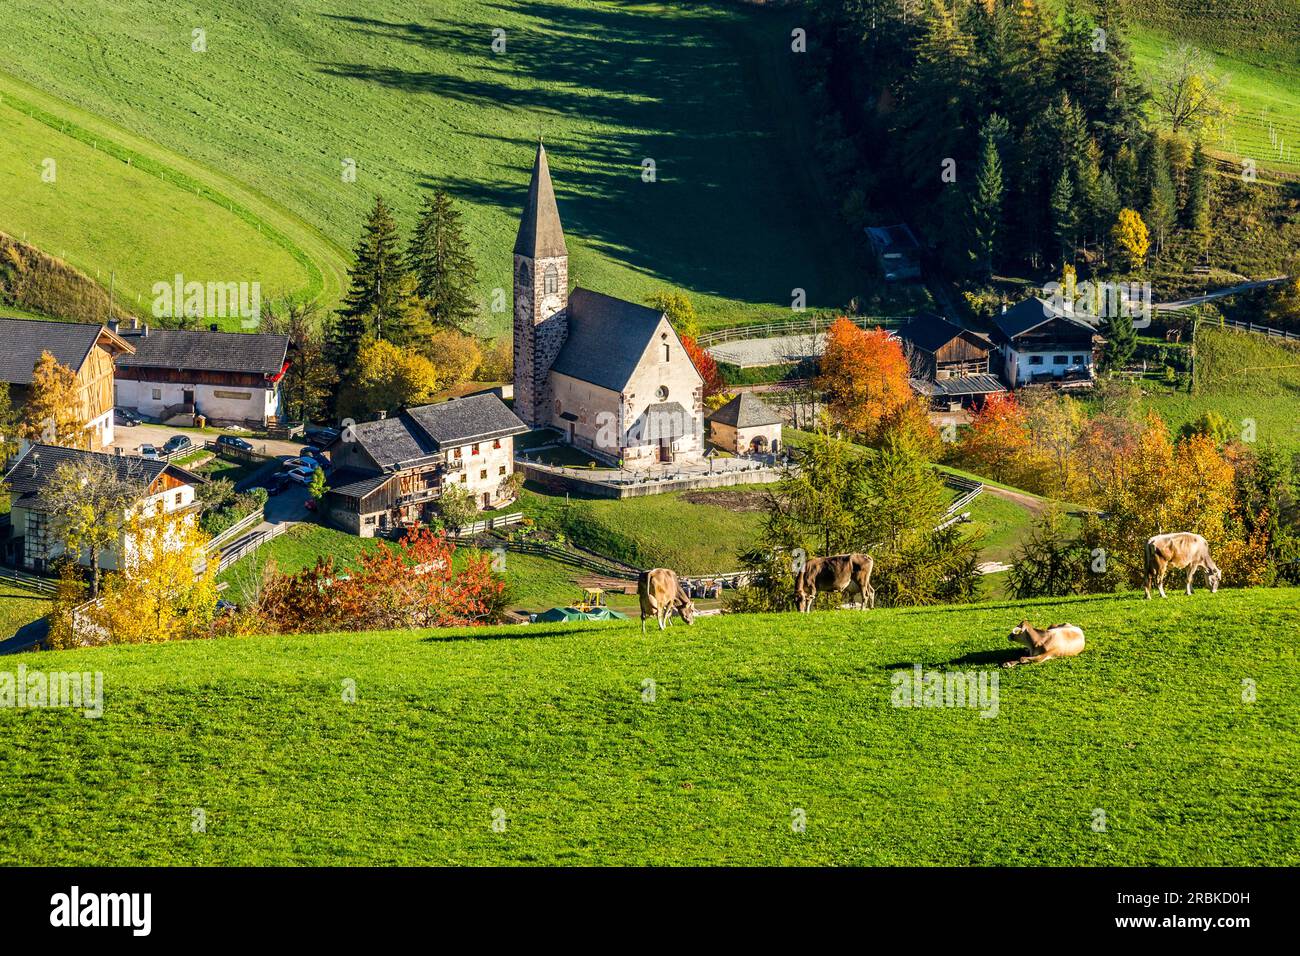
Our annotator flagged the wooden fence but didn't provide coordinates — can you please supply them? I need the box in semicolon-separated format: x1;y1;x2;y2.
449;512;525;538
205;507;267;554
0;566;56;595
1219;318;1300;342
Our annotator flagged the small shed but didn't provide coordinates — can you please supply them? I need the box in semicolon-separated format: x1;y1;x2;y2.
706;392;782;455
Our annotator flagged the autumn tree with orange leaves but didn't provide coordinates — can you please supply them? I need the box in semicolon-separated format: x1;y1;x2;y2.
256;527;506;633
816;319;913;442
957;392;1031;483
681;334;724;399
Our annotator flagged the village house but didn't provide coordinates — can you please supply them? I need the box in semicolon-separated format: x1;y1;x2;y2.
513;143;705;467
991;298;1102;388
0;443;202;573
706;392;783;455
323;392;527;537
898;312;1005;410
0;317;135;450
112;322;290;427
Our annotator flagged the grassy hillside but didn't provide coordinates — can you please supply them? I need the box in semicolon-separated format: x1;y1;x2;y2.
1110;0;1300;173
518;484;767;573
2;587;1296;865
1138;322;1300;450
0;73;343;322
0;0;866;328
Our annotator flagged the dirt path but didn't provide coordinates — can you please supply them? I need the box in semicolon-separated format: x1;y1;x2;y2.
983;485;1050;514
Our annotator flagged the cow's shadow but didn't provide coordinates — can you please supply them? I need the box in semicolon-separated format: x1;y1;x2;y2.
881;647;1023;670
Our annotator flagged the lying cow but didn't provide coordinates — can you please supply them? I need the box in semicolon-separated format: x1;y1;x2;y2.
1004;620;1086;667
1144;532;1222;599
638;568;697;633
794;553;875;613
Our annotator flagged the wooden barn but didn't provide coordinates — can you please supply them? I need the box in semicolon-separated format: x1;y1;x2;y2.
898;313;1004;409
0;317;134;450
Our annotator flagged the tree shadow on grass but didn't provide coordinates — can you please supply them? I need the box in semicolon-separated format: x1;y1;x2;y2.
315;3;859;310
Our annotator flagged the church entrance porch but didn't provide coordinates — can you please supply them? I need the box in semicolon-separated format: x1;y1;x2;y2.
658;439;674;463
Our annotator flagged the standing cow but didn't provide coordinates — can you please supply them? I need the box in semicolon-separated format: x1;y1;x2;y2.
1144;532;1222;599
638;568;697;632
794;553;875;613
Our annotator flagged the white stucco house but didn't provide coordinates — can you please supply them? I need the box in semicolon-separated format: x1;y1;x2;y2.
113;324;290;427
991;298;1102;388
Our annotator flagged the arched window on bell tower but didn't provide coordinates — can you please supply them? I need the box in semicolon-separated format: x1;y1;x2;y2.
544;263;559;295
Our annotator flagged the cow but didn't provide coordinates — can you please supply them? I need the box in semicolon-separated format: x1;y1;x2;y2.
638;568;697;633
794;553;875;613
1144;532;1222;599
1004;620;1086;667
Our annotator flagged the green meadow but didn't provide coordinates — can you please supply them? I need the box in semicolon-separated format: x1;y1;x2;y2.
0;0;867;329
1;587;1295;865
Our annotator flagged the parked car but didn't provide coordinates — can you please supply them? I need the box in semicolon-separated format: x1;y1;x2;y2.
300;446;330;468
266;474;292;496
304;425;341;448
162;435;192;455
279;456;318;473
215;598;238;616
216;434;254;453
138;444;160;460
113;406;141;427
285;466;318;486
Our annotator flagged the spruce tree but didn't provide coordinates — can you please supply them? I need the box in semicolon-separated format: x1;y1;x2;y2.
1183;141;1211;237
970;116;1006;278
407;189;479;332
330;195;407;376
1100;310;1137;371
1050;168;1077;266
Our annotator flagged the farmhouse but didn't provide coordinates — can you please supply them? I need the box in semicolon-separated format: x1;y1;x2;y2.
513;144;705;467
992;298;1101;388
113;323;290;427
0;443;202;573
706;392;783;455
0;317;134;450
323;392;527;537
898;312;1005;409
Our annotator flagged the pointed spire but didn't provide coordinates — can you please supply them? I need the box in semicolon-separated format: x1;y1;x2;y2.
514;141;567;259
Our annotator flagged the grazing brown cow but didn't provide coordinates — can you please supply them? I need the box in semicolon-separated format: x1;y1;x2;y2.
638;568;697;633
1144;532;1222;599
794;553;875;613
1004;620;1086;667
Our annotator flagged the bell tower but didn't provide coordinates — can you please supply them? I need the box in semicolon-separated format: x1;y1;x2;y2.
513;141;569;428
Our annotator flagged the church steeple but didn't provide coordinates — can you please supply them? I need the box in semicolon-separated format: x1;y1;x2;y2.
514;142;568;259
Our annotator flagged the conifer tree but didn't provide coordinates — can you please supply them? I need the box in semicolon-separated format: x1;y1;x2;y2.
970;116;1006;277
407;189;479;332
329;195;407;377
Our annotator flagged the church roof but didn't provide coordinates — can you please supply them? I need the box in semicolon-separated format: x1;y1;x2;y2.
514;143;568;259
549;288;676;392
706;392;781;428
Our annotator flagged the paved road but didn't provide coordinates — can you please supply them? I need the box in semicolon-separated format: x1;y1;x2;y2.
1154;276;1290;311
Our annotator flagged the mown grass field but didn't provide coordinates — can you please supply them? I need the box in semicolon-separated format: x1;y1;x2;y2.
1;587;1295;865
0;0;867;329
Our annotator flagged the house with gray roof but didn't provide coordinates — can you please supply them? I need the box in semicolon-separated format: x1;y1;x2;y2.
1;443;203;573
113;322;290;427
323;392;527;536
990;298;1102;388
897;312;1005;409
0;317;135;450
705;392;783;456
512;143;705;467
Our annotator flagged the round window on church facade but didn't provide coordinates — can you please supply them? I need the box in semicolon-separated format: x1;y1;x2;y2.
656;386;669;401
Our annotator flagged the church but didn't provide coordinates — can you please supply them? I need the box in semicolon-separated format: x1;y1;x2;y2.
512;144;705;467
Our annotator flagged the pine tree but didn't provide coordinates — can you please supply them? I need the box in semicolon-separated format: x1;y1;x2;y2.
407;189;479;332
970;116;1006;278
1145;149;1177;257
330;195;406;377
1089;0;1148;161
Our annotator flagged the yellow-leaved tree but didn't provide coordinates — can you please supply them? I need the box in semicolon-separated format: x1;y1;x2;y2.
21;351;84;448
1112;208;1150;271
343;339;440;420
81;508;217;644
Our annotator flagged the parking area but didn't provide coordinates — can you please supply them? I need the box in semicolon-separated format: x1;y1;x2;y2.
109;422;310;460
